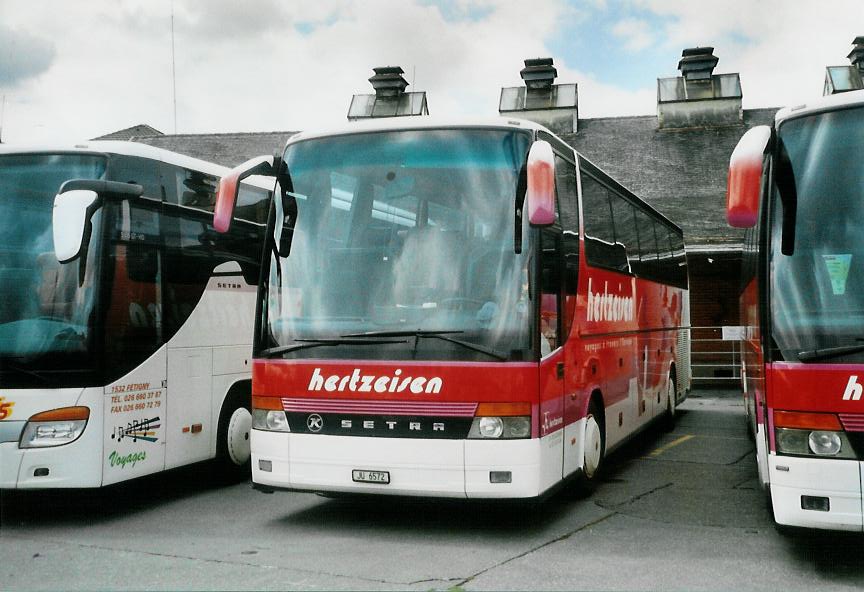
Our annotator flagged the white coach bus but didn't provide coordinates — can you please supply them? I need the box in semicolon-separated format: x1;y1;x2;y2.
0;142;270;488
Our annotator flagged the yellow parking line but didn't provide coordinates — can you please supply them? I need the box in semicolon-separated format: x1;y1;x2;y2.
647;434;695;458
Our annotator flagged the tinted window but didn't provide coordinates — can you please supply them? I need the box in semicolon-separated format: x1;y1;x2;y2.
108;156;168;200
582;173;627;271
175;169;218;211
554;155;579;335
609;191;639;274
634;209;659;277
555;155;579;233
666;226;688;288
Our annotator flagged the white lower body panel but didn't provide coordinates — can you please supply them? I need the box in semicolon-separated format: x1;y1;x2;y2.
1;432;103;489
252;430;561;499
769;454;863;531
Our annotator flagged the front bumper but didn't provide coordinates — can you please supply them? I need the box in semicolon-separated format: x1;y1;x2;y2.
251;430;549;499
769;454;863;531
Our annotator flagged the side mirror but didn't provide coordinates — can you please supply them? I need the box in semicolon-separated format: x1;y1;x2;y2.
727;125;771;228
53;190;99;263
214;155;276;233
526;140;556;226
52;179;144;263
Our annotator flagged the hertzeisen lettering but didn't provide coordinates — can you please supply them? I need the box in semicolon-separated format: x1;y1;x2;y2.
308;368;443;394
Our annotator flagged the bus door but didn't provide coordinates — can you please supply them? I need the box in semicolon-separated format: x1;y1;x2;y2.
538;223;566;486
162;202;219;469
102;198;168;485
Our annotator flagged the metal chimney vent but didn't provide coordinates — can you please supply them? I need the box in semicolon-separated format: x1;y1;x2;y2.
658;47;742;129
848;36;864;76
520;57;557;90
499;57;577;133
824;37;864;95
368;66;409;98
347;66;429;121
678;47;719;82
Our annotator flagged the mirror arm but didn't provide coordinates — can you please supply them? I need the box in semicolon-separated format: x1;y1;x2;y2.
58;179;144;197
514;163;527;254
274;155;298;257
776;139;798;256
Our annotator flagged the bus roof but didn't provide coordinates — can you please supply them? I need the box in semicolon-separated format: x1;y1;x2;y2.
284;116;551;145
0;140;230;178
775;88;864;125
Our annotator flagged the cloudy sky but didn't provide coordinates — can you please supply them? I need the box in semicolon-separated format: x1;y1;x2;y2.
1;0;861;143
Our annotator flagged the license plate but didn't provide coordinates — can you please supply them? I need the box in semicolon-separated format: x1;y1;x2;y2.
352;470;390;484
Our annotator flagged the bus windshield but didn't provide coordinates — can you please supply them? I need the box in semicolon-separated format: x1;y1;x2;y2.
264;128;535;362
770;106;864;362
0;154;107;386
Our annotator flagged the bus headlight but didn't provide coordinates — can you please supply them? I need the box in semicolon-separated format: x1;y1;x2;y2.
20;407;89;448
773;410;856;459
808;431;842;456
478;417;504;438
252;409;290;432
468;402;531;439
251;396;290;432
468;416;531;439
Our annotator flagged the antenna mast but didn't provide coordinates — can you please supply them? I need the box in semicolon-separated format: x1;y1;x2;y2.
171;0;178;133
0;95;5;143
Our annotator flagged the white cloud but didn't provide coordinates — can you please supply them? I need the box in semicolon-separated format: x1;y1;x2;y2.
634;0;864;108
2;0;574;143
611;18;655;52
1;0;862;144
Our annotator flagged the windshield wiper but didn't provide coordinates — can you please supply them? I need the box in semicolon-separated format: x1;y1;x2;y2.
341;330;508;361
2;360;49;383
341;330;464;338
259;338;408;358
797;343;864;362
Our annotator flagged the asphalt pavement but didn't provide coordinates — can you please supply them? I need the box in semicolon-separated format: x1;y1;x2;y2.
2;388;863;591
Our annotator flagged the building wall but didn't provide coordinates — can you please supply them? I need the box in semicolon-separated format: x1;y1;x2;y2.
687;252;743;387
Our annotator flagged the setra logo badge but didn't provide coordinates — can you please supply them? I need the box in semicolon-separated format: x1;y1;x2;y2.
0;397;14;420
307;414;324;433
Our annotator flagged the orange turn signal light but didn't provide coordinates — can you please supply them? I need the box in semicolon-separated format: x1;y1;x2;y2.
774;410;841;431
475;402;531;417
252;396;283;410
28;406;90;422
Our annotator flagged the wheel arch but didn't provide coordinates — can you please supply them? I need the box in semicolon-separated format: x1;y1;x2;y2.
214;379;251;449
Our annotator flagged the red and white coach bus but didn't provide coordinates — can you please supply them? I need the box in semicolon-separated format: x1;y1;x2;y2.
0;142;269;488
728;90;864;530
215;118;690;499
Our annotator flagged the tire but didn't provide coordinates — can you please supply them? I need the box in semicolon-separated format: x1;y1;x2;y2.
574;398;605;497
214;392;252;482
662;372;677;431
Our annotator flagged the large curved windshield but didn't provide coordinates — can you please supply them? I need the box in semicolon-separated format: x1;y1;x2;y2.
263;128;534;362
0;154;107;386
770;106;864;362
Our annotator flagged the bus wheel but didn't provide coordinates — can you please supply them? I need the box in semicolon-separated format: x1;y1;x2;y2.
662;373;677;431
215;394;252;481
575;399;605;497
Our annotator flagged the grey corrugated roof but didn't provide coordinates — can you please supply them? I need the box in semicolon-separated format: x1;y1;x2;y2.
92;123;164;141
132;131;297;168
116;108;778;247
562;108;778;247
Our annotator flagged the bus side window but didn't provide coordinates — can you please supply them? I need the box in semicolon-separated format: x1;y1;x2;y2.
176;170;218;211
582;173;627;272
104;202;163;379
634;209;659;279
108;156;168;201
540;226;563;355
236;185;271;224
555;155;579;337
609;192;638;274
